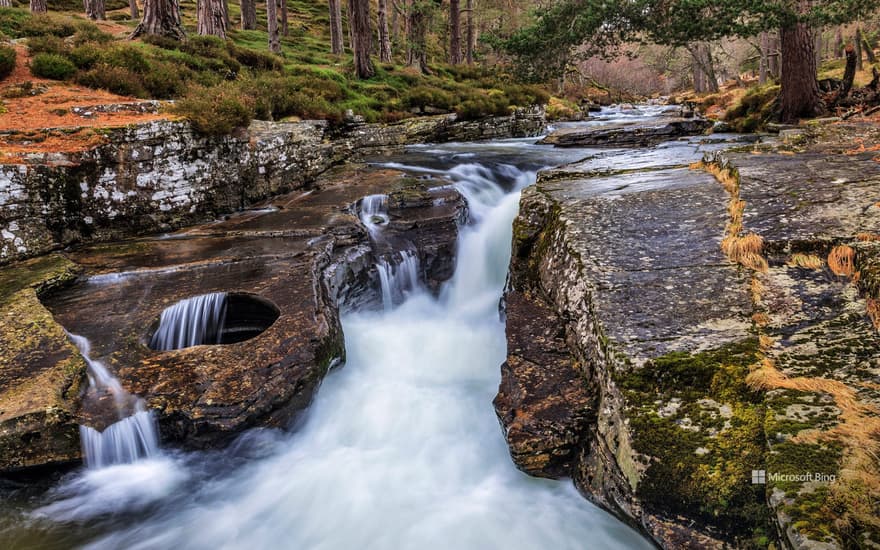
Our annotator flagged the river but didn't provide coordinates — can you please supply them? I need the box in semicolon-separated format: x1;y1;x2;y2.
1;105;727;549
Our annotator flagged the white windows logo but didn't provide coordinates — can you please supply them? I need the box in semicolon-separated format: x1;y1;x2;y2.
752;470;767;484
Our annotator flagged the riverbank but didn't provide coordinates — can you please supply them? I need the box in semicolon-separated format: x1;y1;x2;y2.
501;119;880;548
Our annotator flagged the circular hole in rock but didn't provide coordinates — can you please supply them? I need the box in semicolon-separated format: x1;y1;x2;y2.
148;292;280;351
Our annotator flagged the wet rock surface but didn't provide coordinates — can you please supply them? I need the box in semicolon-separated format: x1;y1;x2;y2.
540;118;712;148
0;161;467;466
500;126;880;549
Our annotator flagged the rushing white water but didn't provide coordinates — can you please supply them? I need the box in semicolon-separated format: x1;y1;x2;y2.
27;155;652;549
376;250;421;311
149;292;228;351
67;334;161;470
359;194;390;236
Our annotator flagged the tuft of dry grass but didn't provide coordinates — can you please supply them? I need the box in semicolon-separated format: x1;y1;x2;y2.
856;233;880;242
752;312;770;326
868;298;880;331
828;245;856;277
722;233;769;272
759;334;776;351
787;253;825;270
750;276;766;305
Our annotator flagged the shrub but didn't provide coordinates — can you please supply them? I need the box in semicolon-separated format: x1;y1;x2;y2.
29;52;76;80
227;42;282;71
75;64;146;97
141;34;182;51
172;82;255;135
68;42;102;69
403;86;454;112
27;35;67;56
21;13;76;38
141;61;187;98
0;44;15;80
0;8;31;39
101;44;150;73
72;22;113;45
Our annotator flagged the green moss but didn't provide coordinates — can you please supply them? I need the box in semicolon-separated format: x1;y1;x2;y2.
0;254;80;306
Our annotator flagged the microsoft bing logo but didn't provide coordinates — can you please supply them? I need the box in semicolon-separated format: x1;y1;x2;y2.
752;470;767;484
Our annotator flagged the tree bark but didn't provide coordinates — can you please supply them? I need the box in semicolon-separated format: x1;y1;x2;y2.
131;0;186;39
241;0;257;30
406;0;430;72
688;43;718;93
222;0;230;28
30;0;47;13
865;37;877;63
0;0;12;6
465;0;474;64
759;31;770;84
329;0;344;54
856;27;864;71
779;11;823;122
835;26;845;58
129;0;140;19
85;0;106;20
768;31;781;78
378;0;392;62
348;0;375;78
280;0;289;37
841;43;857;98
267;0;281;53
448;0;461;64
197;0;227;38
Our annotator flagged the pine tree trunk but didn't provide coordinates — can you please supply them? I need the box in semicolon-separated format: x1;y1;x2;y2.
779;13;822;122
85;0;106;20
348;0;374;78
129;0;140;19
814;29;822;71
856;27;864;71
406;0;429;72
241;0;256;30
280;0;289;36
30;0;47;13
865;37;877;63
0;0;12;6
329;0;344;54
197;0;227;38
377;0;392;62
841;43;857;97
131;0;186;39
769;31;781;78
835;26;844;58
759;31;770;84
222;0;230;27
391;0;400;46
465;0;474;64
267;0;281;53
448;0;461;64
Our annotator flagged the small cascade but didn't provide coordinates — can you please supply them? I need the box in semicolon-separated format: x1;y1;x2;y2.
150;292;227;351
359;194;389;236
376;251;421;310
68;334;160;469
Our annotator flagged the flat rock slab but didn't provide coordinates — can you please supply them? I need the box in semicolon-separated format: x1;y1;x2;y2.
540;118;712;148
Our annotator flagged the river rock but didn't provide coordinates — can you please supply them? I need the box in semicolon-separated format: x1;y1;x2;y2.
499;123;880;548
540;118;712;147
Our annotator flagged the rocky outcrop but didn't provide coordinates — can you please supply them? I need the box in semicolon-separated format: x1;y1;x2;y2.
498;125;880;549
0;107;544;264
0;159;467;471
540;117;712;148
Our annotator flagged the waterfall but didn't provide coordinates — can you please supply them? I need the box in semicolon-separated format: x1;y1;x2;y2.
67;334;160;469
359;194;389;236
150;292;227;351
376;250;421;311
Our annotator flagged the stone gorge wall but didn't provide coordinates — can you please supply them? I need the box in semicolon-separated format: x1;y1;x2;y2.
0;107;545;263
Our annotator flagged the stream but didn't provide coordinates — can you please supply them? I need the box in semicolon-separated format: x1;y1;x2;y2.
0;106;739;549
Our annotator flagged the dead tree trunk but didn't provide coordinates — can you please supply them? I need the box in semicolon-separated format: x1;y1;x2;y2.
241;0;257;29
348;0;375;78
465;0;474;64
267;0;281;53
85;0;106;20
280;0;289;36
378;0;392;62
841;43;857;98
30;0;47;13
129;0;140;19
329;0;344;54
779;6;823;122
131;0;186;39
448;0;461;64
197;0;227;38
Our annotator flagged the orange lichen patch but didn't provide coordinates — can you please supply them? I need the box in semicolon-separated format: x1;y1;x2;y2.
843;138;880;155
0;129;111;157
752;312;770;326
828;245;856;277
0;45;168;154
787;253;825;270
722;233;769;272
868;298;880;331
856;232;880;242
